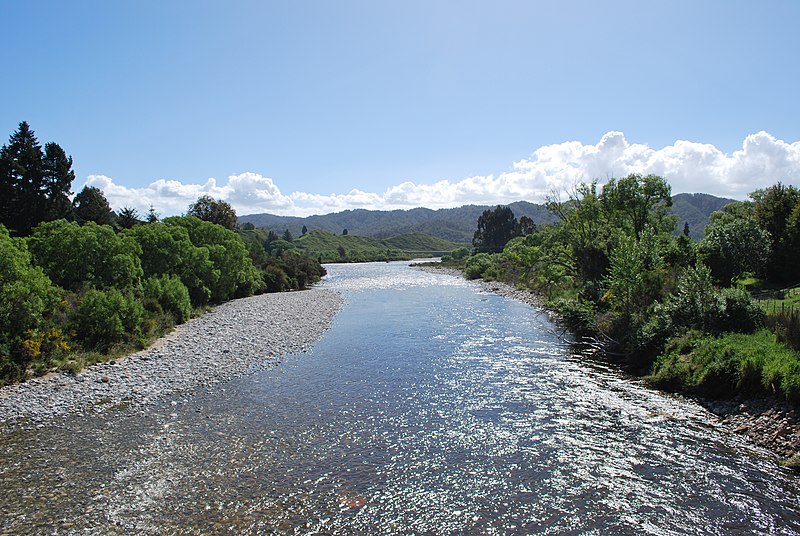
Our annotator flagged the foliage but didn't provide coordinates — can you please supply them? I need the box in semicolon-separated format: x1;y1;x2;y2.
142;275;192;324
27;220;143;291
0;226;62;380
765;312;800;351
473;205;519;253
751;183;800;283
73;287;145;351
165;216;262;302
125;222;216;306
238;227;327;291
0;121;74;235
600;174;675;239
464;253;495;280
649;330;800;402
698;216;771;285
72;185;116;226
116;207;142;229
187;195;238;230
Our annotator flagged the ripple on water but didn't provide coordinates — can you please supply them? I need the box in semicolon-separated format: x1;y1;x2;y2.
1;262;799;534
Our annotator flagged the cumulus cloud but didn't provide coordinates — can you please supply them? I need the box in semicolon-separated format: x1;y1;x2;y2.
82;131;800;218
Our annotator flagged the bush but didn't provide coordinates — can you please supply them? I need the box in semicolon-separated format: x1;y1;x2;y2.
712;287;765;334
464;253;494;280
27;220;143;290
142;275;192;324
74;288;145;350
548;297;597;334
262;264;289;293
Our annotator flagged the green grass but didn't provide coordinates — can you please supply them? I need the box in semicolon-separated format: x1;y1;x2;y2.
648;329;800;402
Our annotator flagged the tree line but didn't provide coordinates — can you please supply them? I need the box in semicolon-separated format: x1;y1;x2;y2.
453;174;800;403
0;122;325;384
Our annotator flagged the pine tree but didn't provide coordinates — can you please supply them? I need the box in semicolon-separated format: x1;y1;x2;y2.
0;122;75;235
73;186;116;226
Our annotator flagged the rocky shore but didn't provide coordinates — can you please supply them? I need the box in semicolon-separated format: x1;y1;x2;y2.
0;289;343;430
415;263;800;467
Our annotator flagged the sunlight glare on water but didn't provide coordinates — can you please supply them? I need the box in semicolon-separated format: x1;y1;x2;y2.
0;261;799;534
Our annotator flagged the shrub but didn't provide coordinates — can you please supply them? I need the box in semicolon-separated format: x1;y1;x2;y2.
74;288;145;350
712;287;765;334
548;297;597;334
142;275;192;324
27;220;143;290
262;264;289;293
464;253;494;280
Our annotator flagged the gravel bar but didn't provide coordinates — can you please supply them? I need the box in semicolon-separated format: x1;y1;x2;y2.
0;288;343;429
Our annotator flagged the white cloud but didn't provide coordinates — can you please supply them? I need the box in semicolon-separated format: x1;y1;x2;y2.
82;131;800;218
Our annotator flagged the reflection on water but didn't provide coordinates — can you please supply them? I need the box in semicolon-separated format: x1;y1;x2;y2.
1;261;800;534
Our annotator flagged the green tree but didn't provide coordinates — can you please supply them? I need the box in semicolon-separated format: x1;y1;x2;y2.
116;207;141;229
0;226;61;378
165;216;262;301
600;173;674;240
187;195;238;230
751;183;800;282
699;217;771;285
603;228;664;317
0;122;74;235
546;183;610;297
146;205;160;223
73;287;145;350
27;220;143;291
73;186;116;226
473;205;519;253
125;222;216;306
301;225;308;236
41;142;75;221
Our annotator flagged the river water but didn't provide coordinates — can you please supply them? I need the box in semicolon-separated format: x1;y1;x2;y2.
1;262;799;534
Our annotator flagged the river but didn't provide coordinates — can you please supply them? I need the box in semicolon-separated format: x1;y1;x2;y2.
1;261;799;534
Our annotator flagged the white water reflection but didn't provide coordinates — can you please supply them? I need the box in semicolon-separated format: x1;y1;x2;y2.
1;261;799;534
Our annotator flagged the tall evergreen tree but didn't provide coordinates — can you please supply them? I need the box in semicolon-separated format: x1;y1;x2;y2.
0;122;75;235
473;205;519;253
73;186;116;226
42;142;75;221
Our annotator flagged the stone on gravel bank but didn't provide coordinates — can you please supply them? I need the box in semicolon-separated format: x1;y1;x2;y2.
0;289;343;429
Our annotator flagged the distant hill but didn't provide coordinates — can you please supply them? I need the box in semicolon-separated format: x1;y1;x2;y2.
671;193;737;239
241;201;554;244
240;194;735;243
295;230;463;263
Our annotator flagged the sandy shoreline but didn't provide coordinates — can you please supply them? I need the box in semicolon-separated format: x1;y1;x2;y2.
0;288;343;430
414;264;800;466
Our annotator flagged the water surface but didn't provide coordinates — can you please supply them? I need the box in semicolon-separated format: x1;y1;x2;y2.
1;262;799;534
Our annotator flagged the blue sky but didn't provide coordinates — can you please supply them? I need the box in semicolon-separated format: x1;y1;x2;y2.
2;0;799;216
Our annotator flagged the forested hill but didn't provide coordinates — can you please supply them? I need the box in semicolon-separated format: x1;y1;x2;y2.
671;193;737;239
240;202;554;243
240;194;735;243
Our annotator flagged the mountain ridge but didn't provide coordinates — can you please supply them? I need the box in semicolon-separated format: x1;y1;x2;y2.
240;193;737;243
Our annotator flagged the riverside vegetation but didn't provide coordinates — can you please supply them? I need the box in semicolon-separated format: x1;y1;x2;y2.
0;122;325;385
436;176;800;409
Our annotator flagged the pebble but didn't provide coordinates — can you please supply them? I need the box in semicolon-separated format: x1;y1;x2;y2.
0;289;343;429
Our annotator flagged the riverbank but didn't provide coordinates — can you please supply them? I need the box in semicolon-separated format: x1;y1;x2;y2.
0;289;343;430
415;263;800;467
